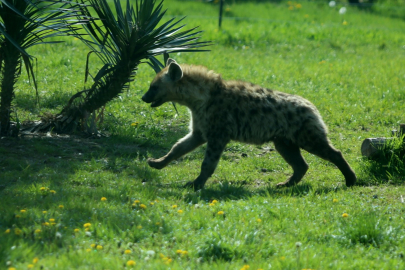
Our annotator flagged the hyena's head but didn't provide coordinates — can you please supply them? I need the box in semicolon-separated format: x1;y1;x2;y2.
142;58;183;107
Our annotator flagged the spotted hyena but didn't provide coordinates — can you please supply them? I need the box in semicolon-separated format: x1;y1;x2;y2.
142;59;357;190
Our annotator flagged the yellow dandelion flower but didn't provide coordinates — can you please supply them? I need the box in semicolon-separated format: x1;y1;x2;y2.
20;209;27;213
343;21;348;25
155;222;161;225
140;204;147;209
124;249;132;254
217;211;224;215
342;213;349;218
83;223;91;228
131;122;139;127
225;7;231;12
257;218;262;223
35;229;41;234
288;6;294;10
165;258;173;264
15;215;20;218
177;210;183;214
176;249;183;254
295;3;302;8
172;205;177;209
28;264;34;268
280;256;286;261
59;205;64;209
181;250;188;256
86;248;92;252
209;203;215;207
150;202;154;205
50;190;56;194
5;229;10;234
42;211;47;214
42;222;49;226
287;1;292;5
126;260;136;266
8;267;16;270
240;265;250;270
90;244;96;248
137;225;142;229
96;245;103;250
319;60;326;64
33;258;39;264
14;228;22;235
74;228;80;233
212;199;218;204
134;200;140;204
49;218;55;222
101;197;107;201
40;187;46;191
333;199;338;203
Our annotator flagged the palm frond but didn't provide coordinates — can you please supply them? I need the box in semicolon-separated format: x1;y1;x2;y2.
72;0;211;78
0;0;87;91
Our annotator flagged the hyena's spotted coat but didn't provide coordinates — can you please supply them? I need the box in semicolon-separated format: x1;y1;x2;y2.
142;59;357;190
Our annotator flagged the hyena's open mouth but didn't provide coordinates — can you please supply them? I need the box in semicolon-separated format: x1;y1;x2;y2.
151;99;164;107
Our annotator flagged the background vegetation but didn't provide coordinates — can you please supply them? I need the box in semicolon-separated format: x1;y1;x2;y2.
1;0;405;269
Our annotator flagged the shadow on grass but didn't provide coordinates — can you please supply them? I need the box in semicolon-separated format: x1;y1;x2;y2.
139;180;348;204
0;126;181;192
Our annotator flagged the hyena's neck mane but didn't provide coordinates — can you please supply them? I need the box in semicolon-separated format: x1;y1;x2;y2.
177;64;223;110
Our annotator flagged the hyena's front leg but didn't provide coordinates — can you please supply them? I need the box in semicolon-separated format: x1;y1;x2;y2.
148;131;205;169
185;138;229;191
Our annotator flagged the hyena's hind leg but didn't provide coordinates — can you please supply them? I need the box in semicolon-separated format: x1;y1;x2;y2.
274;138;309;187
148;131;205;169
301;140;357;187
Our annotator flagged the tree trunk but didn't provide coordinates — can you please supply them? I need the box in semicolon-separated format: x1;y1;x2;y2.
0;44;20;136
27;62;135;134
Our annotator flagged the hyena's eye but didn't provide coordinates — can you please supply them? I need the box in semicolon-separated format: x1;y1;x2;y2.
149;86;158;93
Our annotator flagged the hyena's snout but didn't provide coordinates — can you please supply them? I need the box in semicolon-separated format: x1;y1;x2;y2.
141;89;154;104
142;86;166;108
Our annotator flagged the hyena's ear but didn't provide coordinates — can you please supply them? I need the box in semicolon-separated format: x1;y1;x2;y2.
166;58;177;67
168;62;183;82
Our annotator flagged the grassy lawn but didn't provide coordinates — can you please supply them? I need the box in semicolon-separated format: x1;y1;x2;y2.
1;0;405;269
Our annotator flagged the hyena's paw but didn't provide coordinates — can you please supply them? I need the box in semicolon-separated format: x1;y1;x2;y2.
345;174;357;187
184;181;205;191
276;178;297;188
147;158;166;170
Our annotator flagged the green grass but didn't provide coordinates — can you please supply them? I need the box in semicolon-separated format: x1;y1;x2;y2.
1;0;405;269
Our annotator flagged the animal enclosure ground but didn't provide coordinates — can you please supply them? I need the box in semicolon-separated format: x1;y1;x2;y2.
1;0;405;269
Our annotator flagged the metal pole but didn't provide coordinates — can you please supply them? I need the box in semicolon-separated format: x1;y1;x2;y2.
218;0;224;28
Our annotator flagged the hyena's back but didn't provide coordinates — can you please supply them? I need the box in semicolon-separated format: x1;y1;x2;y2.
205;80;329;149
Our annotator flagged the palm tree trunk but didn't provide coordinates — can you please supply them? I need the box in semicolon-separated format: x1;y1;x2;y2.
30;61;136;134
80;64;135;114
0;44;20;136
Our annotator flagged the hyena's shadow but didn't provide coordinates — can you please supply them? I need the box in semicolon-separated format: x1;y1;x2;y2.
143;180;345;203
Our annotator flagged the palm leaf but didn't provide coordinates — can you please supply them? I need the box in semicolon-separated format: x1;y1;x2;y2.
71;0;210;77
